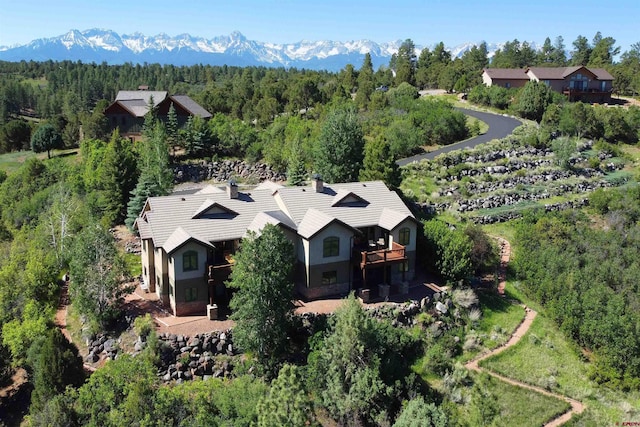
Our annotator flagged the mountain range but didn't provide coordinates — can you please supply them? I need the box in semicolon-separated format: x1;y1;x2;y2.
0;29;512;71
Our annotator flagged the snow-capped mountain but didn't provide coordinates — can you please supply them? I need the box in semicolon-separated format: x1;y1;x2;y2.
0;29;505;71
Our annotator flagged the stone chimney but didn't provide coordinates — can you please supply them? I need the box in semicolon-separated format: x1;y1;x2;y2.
227;180;238;199
311;174;324;193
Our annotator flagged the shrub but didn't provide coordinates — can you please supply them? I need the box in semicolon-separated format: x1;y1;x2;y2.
133;314;154;339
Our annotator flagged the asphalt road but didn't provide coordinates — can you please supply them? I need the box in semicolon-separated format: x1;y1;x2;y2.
396;108;522;166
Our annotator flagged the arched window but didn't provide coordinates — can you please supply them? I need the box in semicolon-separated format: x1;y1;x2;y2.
398;228;410;246
183;250;198;271
323;236;339;257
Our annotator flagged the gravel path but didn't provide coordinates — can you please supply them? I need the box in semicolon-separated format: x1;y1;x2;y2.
464;240;585;426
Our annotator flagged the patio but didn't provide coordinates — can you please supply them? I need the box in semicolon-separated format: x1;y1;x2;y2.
125;270;442;336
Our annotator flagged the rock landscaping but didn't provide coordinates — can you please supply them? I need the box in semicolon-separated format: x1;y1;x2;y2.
402;131;631;224
82;297;466;385
154;330;237;383
174;159;286;184
84;329;239;384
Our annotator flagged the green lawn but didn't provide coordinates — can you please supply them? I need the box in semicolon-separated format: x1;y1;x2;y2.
0;148;79;174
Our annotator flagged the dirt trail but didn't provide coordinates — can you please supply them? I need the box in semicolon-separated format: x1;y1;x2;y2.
465;240;585;426
495;237;510;296
54;280;96;373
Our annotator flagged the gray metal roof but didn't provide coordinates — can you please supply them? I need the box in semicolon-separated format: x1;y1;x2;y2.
116;90;168;103
137;180;416;251
118;99;151;117
170;95;212;119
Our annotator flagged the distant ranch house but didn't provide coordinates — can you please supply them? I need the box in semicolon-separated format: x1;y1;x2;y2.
104;90;212;141
482;66;614;103
134;178;418;316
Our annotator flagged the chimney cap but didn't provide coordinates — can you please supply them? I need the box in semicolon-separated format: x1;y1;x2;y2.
312;173;322;180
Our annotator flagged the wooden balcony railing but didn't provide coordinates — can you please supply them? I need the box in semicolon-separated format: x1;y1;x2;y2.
359;242;407;268
207;259;234;280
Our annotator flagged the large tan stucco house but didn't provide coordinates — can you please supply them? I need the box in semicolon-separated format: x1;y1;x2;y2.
104;90;212;141
134;178;418;316
482;66;614;103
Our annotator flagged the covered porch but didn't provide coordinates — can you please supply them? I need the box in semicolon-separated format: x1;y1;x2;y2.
352;233;408;300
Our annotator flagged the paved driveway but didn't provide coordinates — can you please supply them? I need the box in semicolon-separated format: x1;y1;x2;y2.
396;108;522;166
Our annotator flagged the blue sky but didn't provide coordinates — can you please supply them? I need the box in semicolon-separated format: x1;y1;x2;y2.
0;0;638;52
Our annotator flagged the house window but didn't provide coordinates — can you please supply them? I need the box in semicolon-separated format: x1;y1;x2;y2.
183;250;198;271
143;266;147;276
169;282;174;296
323;236;339;257
601;81;606;91
400;261;409;272
185;287;198;302
322;271;338;286
505;82;511;89
543;80;550;86
398;228;411;246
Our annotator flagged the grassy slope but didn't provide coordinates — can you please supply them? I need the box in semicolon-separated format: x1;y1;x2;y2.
457;290;525;363
477;224;640;425
468;372;571;427
480;314;591;399
0;149;79;175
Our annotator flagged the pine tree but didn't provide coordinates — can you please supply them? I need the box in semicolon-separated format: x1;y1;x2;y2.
355;53;375;109
142;95;159;140
257;364;318;427
125;122;173;230
181;116;212;157
394;39;417;86
125;172;156;229
359;134;401;189
309;294;390;425
166;102;179;153
98;131;138;225
228;224;295;366
286;138;307;186
28;328;84;414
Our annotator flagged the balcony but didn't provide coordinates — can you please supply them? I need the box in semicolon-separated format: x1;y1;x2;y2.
207;254;235;281
359;242;407;268
562;87;612;103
